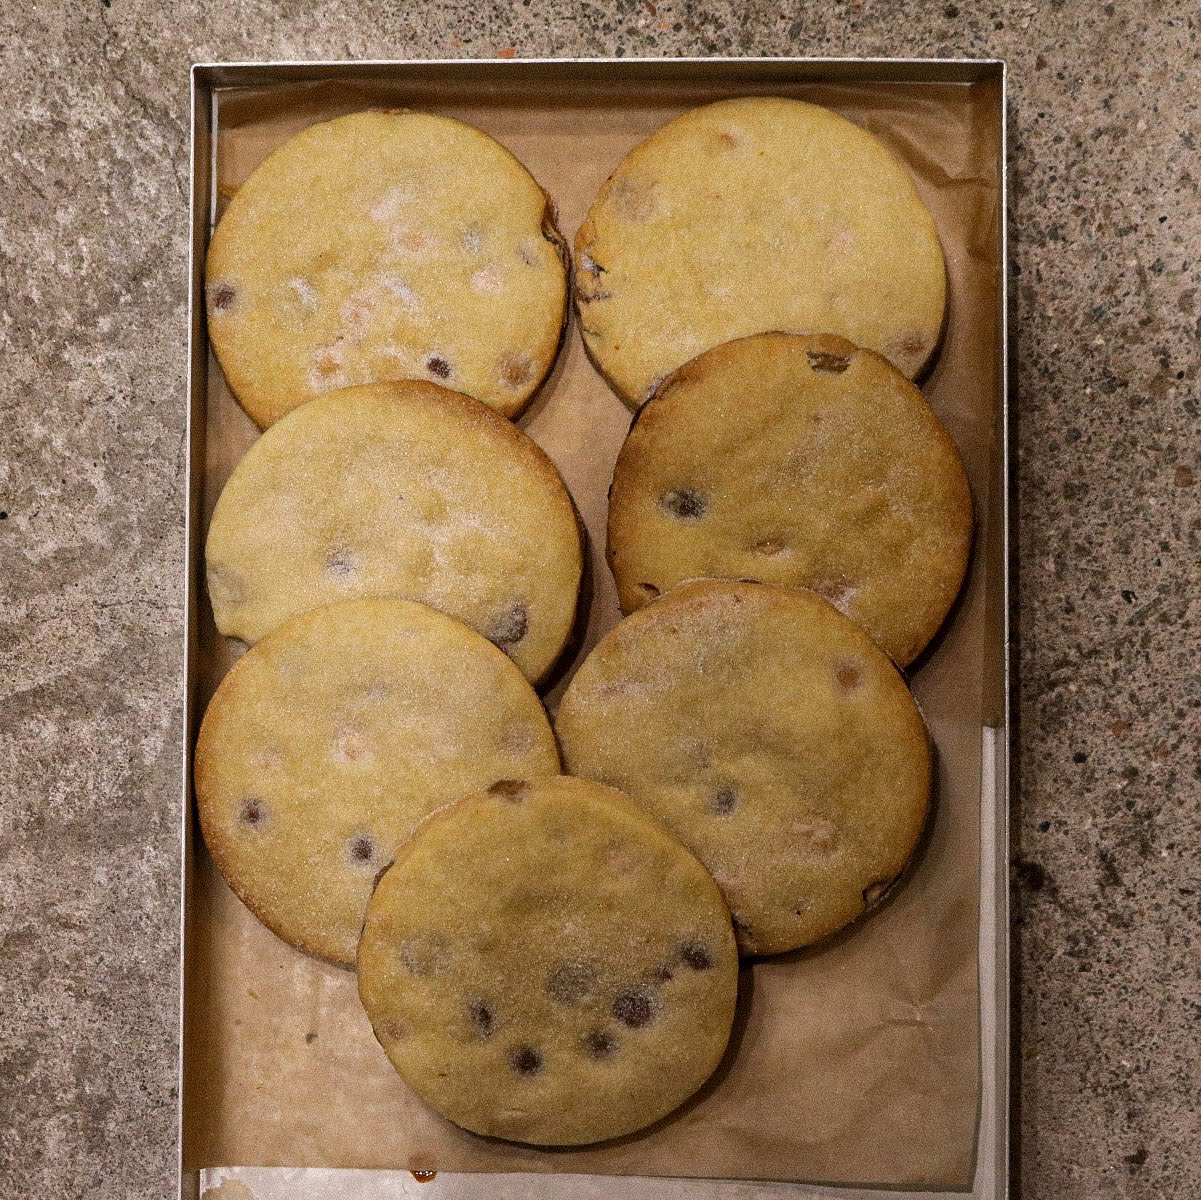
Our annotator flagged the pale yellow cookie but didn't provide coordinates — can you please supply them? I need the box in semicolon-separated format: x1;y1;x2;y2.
575;97;945;408
205;381;582;685
607;333;972;666
358;775;738;1145
555;580;931;956
206;109;567;427
193;597;560;966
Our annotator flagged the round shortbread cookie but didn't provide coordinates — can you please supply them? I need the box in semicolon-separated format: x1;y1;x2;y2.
358;774;738;1146
555;580;931;956
206;109;568;428
574;96;946;408
205;381;582;685
607;333;972;667
193;597;560;966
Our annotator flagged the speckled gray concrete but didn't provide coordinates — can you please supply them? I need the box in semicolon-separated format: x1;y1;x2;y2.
0;3;1197;1199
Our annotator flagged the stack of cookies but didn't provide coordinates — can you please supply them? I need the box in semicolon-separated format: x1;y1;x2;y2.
195;99;972;1148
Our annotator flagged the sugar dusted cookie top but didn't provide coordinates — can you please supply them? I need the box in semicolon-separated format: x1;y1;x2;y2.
205;381;582;685
555;580;931;956
607;332;972;666
575;97;946;408
357;774;738;1146
193;597;560;967
206;109;568;427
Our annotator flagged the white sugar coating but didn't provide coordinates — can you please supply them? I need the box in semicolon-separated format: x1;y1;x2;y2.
340;290;378;330
206;110;567;428
205;381;582;685
379;271;420;309
194;596;561;967
573;97;946;409
288;276;319;311
357;775;739;1146
470;266;504;294
370;183;416;223
556;580;932;957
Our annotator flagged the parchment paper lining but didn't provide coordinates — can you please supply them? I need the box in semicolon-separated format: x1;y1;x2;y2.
184;75;1002;1189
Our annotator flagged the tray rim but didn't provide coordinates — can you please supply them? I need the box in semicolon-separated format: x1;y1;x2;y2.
179;54;1011;1200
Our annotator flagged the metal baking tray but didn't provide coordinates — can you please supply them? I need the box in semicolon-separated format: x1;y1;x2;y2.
181;56;1010;1200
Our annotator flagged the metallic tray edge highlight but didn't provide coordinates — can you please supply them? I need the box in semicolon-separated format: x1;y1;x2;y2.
180;56;1011;1200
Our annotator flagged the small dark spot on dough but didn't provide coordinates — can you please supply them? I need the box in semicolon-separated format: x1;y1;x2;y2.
806;350;851;373
753;537;786;556
470;999;497;1038
487;601;529;648
679;941;714;971
426;355;451;379
651;963;674;983
348;834;376;864
239;798;267;826
583;1029;618;1060
499;352;536;390
547;961;596;1005
835;660;863;691
613;988;657;1028
399;937;450;976
313;347;342;380
660;489;707;520
710;786;738;818
326;548;359;580
487;778;530;802
305;1031;318;1044
637;581;661;600
510;1045;543;1075
209;280;237;314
